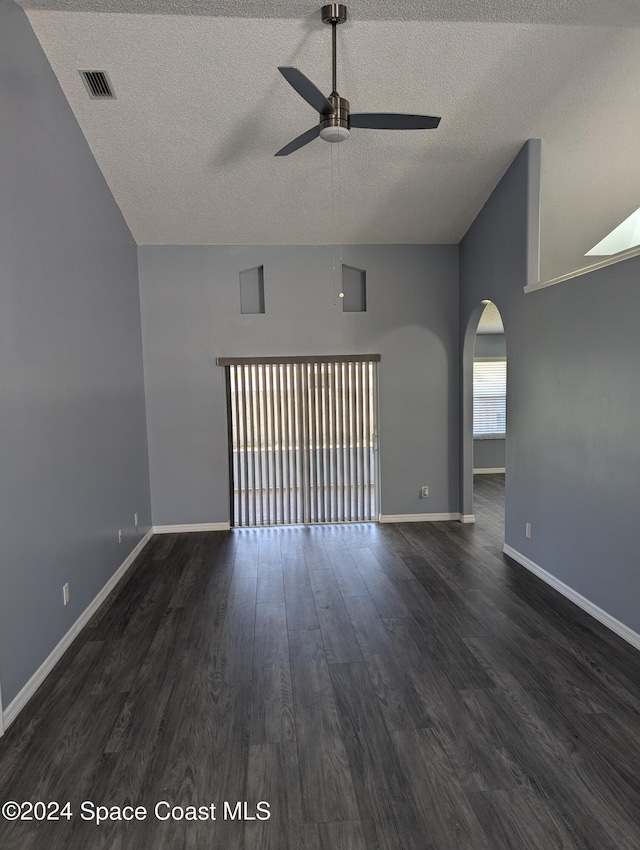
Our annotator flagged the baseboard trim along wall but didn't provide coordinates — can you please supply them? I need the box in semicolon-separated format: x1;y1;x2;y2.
379;513;463;523
153;522;231;533
503;544;640;653
2;529;154;734
473;467;506;474
460;514;476;524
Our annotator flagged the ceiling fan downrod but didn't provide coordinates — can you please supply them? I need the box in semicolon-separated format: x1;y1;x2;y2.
320;4;350;142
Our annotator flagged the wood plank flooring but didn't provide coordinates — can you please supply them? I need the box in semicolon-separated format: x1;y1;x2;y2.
2;474;640;848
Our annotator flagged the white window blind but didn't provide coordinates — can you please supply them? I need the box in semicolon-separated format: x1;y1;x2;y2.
473;359;506;437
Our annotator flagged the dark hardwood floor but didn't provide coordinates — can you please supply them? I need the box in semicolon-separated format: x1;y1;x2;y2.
3;473;640;848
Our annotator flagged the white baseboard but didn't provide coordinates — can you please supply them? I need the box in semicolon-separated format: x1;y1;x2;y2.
460;514;476;524
473;467;506;474
379;512;462;523
503;544;640;653
2;530;153;734
153;522;230;534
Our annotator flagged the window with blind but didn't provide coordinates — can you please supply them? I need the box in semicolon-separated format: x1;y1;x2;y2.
473;358;507;437
218;355;380;527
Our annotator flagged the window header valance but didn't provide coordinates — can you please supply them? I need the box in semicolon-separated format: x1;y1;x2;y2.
216;354;380;366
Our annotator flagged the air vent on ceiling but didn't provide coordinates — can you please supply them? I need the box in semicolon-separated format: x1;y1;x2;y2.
79;70;115;99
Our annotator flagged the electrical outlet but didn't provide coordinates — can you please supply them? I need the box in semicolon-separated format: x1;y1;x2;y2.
118;529;123;543
134;512;139;528
421;486;429;498
63;583;70;606
525;522;532;539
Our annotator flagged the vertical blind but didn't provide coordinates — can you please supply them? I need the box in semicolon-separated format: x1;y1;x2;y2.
473;358;507;436
219;356;379;527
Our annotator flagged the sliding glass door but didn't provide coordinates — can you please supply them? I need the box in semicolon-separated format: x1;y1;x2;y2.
221;356;379;527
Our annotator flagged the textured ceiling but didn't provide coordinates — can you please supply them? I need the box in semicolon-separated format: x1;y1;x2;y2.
23;3;640;282
477;302;504;334
19;0;640;25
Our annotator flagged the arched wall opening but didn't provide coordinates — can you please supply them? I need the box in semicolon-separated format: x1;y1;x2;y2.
461;300;506;526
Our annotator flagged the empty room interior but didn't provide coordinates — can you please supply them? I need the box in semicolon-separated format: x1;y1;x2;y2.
2;0;640;847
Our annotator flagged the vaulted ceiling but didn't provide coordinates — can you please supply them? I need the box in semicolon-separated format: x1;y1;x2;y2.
21;0;640;281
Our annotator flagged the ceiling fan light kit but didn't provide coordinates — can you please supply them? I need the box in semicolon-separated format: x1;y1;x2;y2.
275;4;441;156
319;95;350;143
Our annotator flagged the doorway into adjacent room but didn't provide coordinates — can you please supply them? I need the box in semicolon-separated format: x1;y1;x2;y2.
470;301;506;536
221;355;379;527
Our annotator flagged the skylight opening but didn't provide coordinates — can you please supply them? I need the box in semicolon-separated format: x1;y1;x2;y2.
586;206;640;256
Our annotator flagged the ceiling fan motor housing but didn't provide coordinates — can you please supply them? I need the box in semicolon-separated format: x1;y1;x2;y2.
320;93;350;142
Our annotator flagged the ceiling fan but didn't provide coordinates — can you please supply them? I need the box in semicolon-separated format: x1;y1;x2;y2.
275;3;441;156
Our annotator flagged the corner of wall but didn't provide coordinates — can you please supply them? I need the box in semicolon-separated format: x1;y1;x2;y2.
525;138;542;287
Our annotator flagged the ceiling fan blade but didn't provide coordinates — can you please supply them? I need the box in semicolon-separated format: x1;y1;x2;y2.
350;113;441;130
275;125;321;157
278;67;334;115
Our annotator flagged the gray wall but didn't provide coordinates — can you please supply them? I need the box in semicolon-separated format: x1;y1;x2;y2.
473;438;505;471
473;333;506;470
138;244;459;525
460;139;640;634
0;1;151;706
474;333;506;359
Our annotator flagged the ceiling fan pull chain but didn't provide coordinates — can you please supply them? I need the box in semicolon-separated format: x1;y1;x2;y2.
337;142;343;266
331;142;337;305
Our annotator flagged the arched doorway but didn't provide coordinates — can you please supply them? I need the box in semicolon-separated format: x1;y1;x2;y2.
461;301;506;534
